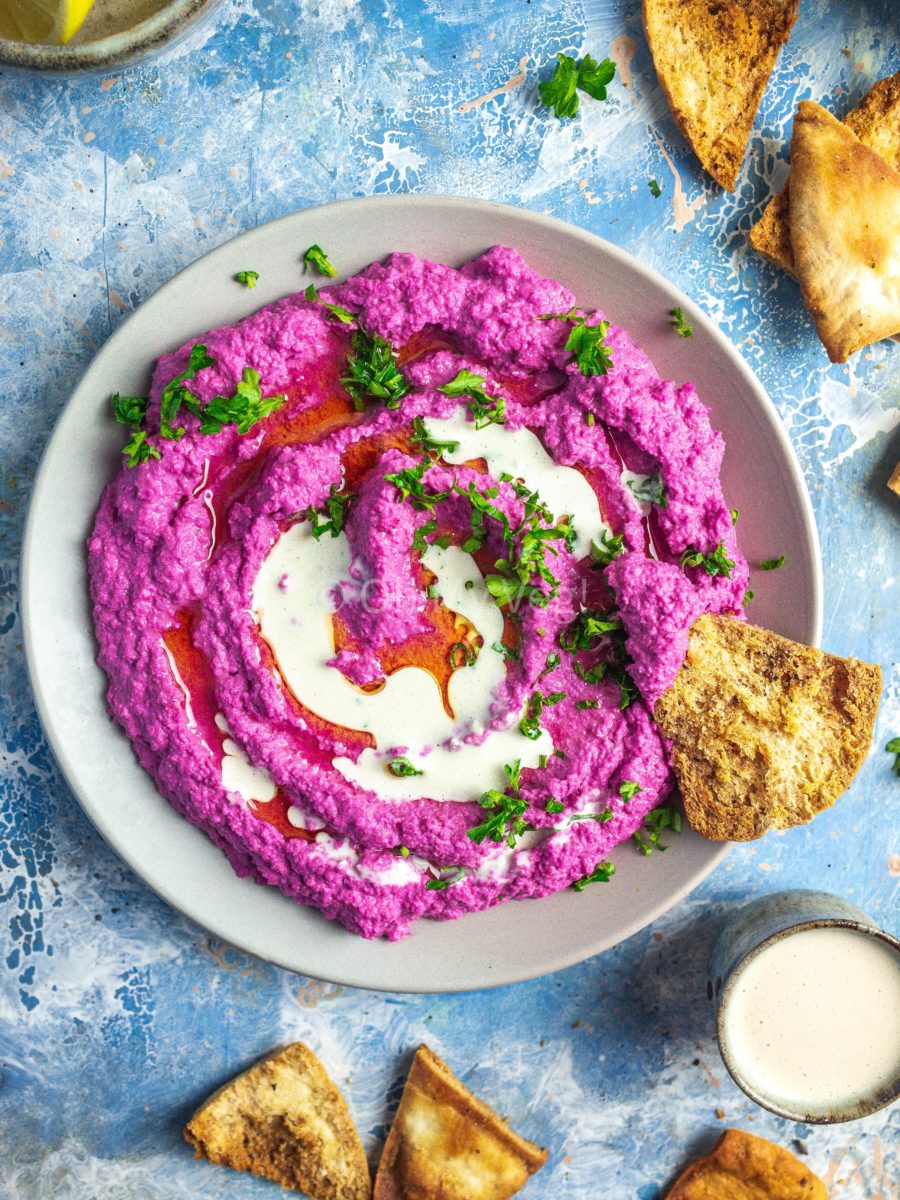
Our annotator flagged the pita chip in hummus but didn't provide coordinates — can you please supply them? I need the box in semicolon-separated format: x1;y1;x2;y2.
654;613;881;841
373;1044;547;1200
789;99;900;362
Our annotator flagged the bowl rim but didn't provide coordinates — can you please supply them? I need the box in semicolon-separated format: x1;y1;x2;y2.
716;918;900;1123
0;0;215;71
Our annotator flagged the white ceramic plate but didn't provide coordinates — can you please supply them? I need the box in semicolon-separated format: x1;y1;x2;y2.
21;196;822;993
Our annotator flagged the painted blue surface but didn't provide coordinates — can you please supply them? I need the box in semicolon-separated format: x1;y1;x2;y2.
1;1;898;1195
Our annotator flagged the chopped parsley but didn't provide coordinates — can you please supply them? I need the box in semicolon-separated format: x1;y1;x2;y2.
545;799;565;814
426;870;464;891
633;806;682;855
539;52;616;119
586;412;596;426
411;518;437;555
121;429;160;467
467;760;530;848
388;757;424;778
575;698;600;711
235;270;259;288
542;309;614;376
302;244;337;277
384;461;448;511
680;542;735;578
343;328;409;411
449;641;478;669
159;343;214;441
730;508;740;525
570;806;613;824
669;307;694;338
410;415;459;459
398;845;410;857
439;369;506;431
193;368;287;436
536;651;561;680
648;178;662;198
590;530;625;568
560;611;622;652
760;555;786;571
305;485;351;539
492;639;519;661
627;472;667;508
573;861;616;890
519;690;565;739
304;284;355;325
744;588;755;603
619;780;642;802
886;737;900;775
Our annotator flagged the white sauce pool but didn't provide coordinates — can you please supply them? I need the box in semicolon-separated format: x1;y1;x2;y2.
723;926;900;1117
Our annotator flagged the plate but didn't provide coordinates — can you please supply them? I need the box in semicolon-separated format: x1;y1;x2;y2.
21;196;822;992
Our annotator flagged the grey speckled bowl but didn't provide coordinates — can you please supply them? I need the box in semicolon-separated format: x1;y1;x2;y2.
0;0;220;72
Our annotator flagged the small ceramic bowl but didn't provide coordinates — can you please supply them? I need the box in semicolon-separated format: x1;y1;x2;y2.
709;890;900;1123
0;0;220;72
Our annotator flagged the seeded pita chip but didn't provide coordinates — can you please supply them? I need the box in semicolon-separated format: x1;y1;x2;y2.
184;1043;371;1199
665;1129;827;1199
373;1045;547;1200
789;100;900;362
643;0;800;190
654;613;881;841
749;71;900;275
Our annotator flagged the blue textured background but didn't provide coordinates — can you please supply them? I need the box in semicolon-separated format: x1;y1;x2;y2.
1;1;898;1196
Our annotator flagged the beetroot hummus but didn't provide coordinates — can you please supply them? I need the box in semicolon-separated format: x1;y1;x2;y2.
88;247;748;940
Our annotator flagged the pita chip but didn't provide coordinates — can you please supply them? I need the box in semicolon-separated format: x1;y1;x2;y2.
184;1043;371;1199
665;1128;827;1199
749;71;900;275
789;100;900;361
374;1045;547;1200
643;0;800;191
654;614;881;841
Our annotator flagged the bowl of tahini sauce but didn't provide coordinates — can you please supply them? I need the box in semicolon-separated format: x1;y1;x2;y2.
711;890;900;1123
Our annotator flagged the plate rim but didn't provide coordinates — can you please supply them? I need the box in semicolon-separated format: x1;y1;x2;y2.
20;194;823;991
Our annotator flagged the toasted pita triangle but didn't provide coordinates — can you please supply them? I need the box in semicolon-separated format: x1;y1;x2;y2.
654;614;880;842
749;71;900;275
184;1043;371;1199
665;1128;828;1199
789;100;900;361
373;1045;547;1200
643;0;800;190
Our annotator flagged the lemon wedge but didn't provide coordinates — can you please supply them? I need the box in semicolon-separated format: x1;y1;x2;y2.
0;0;95;43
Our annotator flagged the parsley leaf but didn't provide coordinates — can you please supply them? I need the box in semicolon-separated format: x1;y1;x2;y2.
519;689;565;739
385;460;448;511
680;542;735;579
158;343;214;441
304;284;355;326
113;393;149;428
633;806;682;855
570;807;613;824
627;472;667;508
303;244;338;277
560;611;622;652
669;307;694;338
387;756;424;778
492;639;519;661
450;641;478;669
235;270;259;288
410;416;459;459
551;313;614;376
426;870;464;891
546;799;565;814
539;52;616;119
343;327;409;411
439;369;506;431
121;429;161;467
467;761;530;848
537;651;561;680
760;555;786;571
573;861;616;891
305;485;351;539
590;529;625;568
195;368;287;436
886;737;900;775
619;780;642;802
648;178;662;198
